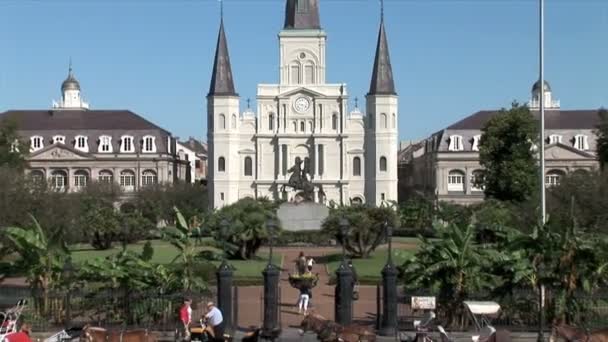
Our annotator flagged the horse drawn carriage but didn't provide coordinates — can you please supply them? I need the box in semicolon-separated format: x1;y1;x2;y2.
0;299;26;342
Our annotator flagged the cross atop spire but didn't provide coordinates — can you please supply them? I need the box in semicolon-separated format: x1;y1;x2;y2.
68;57;73;76
284;0;321;30
208;17;237;97
220;0;224;23
368;2;396;96
355;97;359;109
247;98;251;109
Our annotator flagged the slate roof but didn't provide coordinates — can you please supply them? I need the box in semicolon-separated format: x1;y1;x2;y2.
284;0;321;30
208;20;237;97
368;19;396;96
447;109;601;130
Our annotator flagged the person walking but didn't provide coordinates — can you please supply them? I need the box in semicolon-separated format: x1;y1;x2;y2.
298;285;311;315
178;298;193;341
297;251;307;275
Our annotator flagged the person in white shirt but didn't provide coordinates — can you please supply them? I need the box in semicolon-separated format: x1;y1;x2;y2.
204;301;225;339
307;257;314;272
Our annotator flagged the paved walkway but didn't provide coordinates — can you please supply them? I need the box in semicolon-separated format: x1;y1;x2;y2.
236;247;379;330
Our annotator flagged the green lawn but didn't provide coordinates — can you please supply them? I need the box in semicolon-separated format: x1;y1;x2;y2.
70;239;282;280
326;249;415;283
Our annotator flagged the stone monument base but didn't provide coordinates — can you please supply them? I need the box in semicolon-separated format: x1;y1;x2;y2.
277;202;329;231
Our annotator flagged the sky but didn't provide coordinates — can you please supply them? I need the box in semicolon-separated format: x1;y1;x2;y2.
0;0;607;143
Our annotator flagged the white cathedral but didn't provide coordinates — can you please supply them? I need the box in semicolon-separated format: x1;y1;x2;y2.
207;0;398;209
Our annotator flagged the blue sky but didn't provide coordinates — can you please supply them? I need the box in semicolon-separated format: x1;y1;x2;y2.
1;0;606;142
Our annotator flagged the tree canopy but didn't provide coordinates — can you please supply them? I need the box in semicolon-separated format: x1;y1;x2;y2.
595;108;608;171
477;102;539;202
0;119;28;170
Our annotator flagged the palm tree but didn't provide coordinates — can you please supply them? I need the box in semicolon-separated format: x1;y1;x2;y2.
3;214;69;314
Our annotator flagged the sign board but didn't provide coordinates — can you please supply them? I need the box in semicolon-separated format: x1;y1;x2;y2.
411;296;436;310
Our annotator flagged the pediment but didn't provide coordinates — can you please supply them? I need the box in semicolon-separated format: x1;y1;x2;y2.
29;144;94;161
280;87;326;99
545;143;595;160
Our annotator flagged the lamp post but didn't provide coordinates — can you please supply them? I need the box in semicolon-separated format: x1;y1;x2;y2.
262;218;280;339
335;217;353;325
537;261;546;342
380;221;398;336
62;258;74;328
216;219;233;332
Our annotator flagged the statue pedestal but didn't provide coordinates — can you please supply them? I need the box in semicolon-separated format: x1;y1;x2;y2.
277;202;329;231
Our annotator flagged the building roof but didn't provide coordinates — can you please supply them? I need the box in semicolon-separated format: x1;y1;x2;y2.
446;109;602;130
182;137;207;155
368;19;396;96
0;109;171;133
283;0;321;30
208;20;237;97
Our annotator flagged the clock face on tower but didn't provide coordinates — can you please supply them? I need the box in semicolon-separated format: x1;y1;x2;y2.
294;97;310;113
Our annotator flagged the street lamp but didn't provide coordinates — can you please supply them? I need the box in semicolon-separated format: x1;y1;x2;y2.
339;217;350;266
266;218;278;267
62;258;74;328
537;261;546;342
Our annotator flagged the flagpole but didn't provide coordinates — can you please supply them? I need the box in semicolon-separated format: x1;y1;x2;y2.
540;0;546;225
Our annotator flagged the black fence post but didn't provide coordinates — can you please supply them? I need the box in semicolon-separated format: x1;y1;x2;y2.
65;290;72;328
262;264;280;339
217;261;234;332
233;286;239;330
335;263;353;325
379;263;398;336
376;284;382;331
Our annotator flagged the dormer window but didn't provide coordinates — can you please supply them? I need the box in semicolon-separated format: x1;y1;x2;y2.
448;135;464;151
120;135;134;153
98;135;113;153
30;136;44;152
53;135;65;144
10;140;19;153
574;135;589;151
549;134;562;144
74;135;89;152
472;135;481;151
142;135;156;153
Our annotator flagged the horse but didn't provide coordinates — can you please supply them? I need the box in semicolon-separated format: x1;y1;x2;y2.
552;321;608;342
80;324;157;342
299;313;376;342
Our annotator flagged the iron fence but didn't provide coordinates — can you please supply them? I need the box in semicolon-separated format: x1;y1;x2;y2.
0;285;216;332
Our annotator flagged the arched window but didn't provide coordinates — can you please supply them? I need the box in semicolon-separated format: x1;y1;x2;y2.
99;170;113;183
218;114;226;130
300;121;305;132
332;114;338;130
218;157;226;172
244;156;253;176
545;170;565;187
471;170;483;192
74;170;89;189
379;156;387;172
142;170;158;186
120;170;136;191
447;170;465;192
50;170;68;192
392;113;396;128
29;170;45;184
269;114;274;131
291;64;301;84
381;113;388;129
231;114;237;129
305;62;315;84
353;157;361;176
351;197;363;206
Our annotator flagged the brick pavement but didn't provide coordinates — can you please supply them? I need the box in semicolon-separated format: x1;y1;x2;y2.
235;247;379;330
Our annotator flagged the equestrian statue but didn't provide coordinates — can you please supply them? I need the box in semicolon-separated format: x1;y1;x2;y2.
281;157;316;202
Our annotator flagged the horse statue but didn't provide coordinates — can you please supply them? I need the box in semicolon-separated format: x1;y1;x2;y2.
80;325;158;342
281;157;317;202
299;312;376;342
552;320;608;342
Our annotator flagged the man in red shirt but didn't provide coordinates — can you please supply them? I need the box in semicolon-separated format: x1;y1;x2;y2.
4;324;33;342
178;298;192;341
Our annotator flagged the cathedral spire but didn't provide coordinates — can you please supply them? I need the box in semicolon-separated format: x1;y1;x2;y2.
368;1;396;96
283;0;321;30
208;17;237;97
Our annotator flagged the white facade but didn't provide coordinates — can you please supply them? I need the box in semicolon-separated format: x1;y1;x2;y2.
207;1;398;209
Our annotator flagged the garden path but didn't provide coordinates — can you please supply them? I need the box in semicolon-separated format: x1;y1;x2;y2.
236;247;380;330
